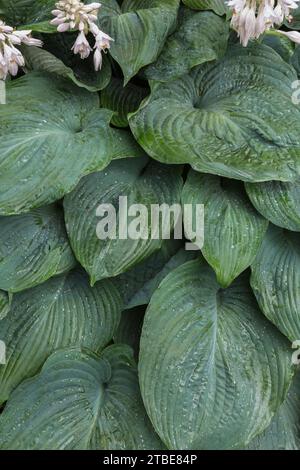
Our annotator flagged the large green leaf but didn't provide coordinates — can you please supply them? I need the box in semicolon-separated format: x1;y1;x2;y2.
0;269;122;404
182;0;228;15
0;291;9;321
251;224;300;342
0;73;143;215
130;43;300;182
0;205;75;293
101;0;180;83
64;157;183;284
246;372;300;450
21;44;111;92
145;9;229;82
139;259;294;450
182;171;268;287
0;346;162;450
100;77;148;127
245;180;300;232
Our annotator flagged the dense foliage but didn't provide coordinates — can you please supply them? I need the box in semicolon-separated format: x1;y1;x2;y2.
0;0;300;450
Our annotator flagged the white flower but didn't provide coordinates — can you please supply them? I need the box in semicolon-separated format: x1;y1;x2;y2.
51;0;101;34
72;31;92;59
227;0;300;46
278;29;300;42
93;47;102;71
93;31;113;70
0;20;43;80
51;0;113;71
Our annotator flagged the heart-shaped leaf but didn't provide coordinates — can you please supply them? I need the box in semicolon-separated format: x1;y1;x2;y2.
251;224;300;342
145;9;229;82
0;269;122;404
0;73;143;215
64;157;183;284
139;259;294;450
130;43;300;182
182;171;268;287
0;204;76;293
0;346;162;450
245;180;300;232
101;0;180;83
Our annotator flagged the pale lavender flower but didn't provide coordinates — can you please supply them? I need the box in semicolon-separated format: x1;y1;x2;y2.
227;0;300;46
51;0;113;70
0;20;43;80
72;30;92;58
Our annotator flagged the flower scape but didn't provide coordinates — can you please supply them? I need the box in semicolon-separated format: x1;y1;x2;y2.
0;0;300;451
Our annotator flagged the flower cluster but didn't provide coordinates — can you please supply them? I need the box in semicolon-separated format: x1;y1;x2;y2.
0;20;42;80
51;0;113;71
227;0;300;46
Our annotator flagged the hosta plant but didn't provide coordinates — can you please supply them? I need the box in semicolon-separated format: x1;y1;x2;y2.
0;0;299;451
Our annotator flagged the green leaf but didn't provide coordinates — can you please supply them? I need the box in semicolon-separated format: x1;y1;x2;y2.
130;43;300;183
0;0;54;26
101;0;180;83
182;171;268;287
182;0;228;16
117;239;197;309
139;259;294;450
0;291;10;321
0;269;122;404
251;224;300;342
246;372;300;450
145;10;229;82
245;180;300;232
21;44;111;92
0;205;76;293
100;77;148;127
0;346;163;450
0;73;143;215
64;157;183;284
261;31;294;63
114;306;145;361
